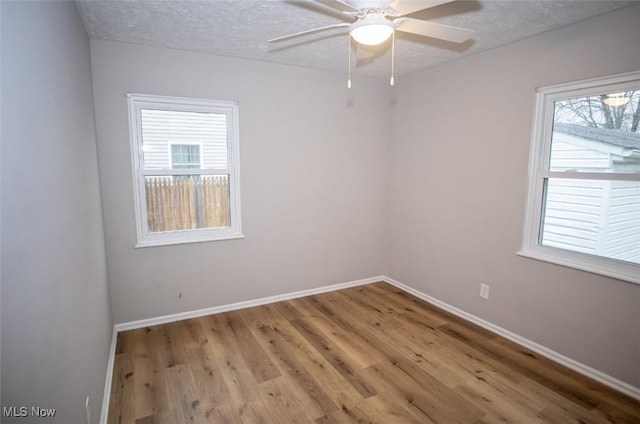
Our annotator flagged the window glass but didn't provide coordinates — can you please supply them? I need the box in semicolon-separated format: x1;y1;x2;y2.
550;91;639;173
144;175;230;232
141;109;228;170
540;178;640;265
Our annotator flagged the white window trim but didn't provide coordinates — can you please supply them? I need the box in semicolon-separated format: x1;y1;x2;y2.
168;142;203;170
518;71;640;285
127;93;243;248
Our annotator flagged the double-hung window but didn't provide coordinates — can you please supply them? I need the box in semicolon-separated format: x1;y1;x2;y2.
127;94;242;247
520;72;640;284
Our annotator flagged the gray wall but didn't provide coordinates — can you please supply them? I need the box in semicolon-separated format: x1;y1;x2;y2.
90;40;391;324
1;1;112;421
388;5;640;387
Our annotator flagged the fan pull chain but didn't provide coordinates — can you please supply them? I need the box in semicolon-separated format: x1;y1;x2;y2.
390;30;395;86
348;35;352;89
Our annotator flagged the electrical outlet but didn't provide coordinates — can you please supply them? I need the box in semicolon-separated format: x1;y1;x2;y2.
480;284;490;300
85;396;91;424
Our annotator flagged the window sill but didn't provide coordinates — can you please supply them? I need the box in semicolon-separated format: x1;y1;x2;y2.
135;233;245;248
516;247;640;285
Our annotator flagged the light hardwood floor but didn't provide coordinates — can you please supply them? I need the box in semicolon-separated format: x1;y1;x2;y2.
108;282;640;423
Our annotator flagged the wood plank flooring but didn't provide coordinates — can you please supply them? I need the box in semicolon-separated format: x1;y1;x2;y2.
107;282;640;423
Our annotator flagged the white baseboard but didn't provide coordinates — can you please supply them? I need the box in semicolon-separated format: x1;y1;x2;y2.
381;276;640;401
114;276;384;332
99;274;639;423
99;326;118;424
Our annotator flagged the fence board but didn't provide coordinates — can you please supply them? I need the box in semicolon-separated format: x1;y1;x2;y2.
145;176;229;232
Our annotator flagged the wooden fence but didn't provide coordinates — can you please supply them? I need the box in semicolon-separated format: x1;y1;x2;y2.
145;176;229;232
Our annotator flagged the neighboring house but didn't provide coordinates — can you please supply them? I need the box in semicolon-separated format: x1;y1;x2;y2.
141;109;228;170
543;123;640;264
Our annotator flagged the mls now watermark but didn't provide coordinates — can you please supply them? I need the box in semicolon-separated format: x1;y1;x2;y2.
3;406;56;418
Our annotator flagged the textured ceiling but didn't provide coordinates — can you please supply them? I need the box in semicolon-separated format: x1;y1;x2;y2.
76;0;636;78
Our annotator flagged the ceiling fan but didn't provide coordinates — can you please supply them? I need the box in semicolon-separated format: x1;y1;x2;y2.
268;0;476;86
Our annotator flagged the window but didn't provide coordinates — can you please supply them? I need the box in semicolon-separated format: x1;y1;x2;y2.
127;94;242;247
170;144;201;169
520;72;640;284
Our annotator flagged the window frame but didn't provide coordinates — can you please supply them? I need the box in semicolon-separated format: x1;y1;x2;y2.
518;71;640;284
127;93;243;248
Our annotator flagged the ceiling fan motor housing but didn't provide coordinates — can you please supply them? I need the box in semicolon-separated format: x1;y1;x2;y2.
349;0;391;11
268;0;475;51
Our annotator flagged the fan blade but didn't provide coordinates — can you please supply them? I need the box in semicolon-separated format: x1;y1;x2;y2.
285;0;353;20
315;0;358;15
268;23;350;42
394;18;474;43
389;0;454;17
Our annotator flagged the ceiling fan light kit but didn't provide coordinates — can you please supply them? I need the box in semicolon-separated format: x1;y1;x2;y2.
268;0;475;87
350;13;394;46
603;92;630;107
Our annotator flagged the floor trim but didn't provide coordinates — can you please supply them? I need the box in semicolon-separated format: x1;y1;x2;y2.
114;276;383;333
100;274;640;423
381;276;640;401
99;326;118;424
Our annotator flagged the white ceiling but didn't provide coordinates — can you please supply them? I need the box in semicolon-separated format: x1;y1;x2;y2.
76;0;636;79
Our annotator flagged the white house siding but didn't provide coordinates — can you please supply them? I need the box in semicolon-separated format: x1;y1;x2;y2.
140;109;228;170
549;138;610;171
543;179;639;262
542;178;602;255
542;130;639;265
604;182;640;263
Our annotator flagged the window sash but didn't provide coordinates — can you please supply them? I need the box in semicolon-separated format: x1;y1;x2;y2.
538;171;640;181
140;168;231;177
519;71;640;284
